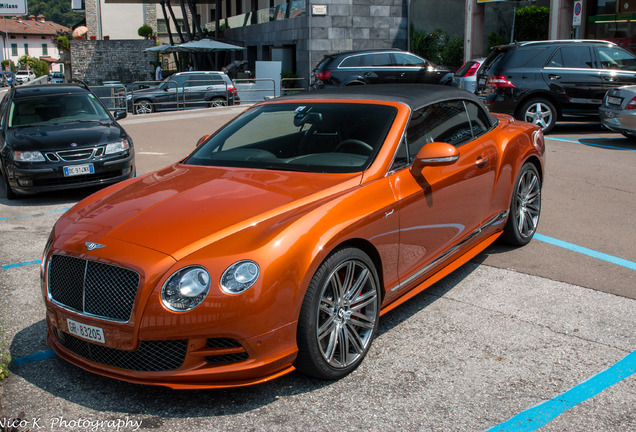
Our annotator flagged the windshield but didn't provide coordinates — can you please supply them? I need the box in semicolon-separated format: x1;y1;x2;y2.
8;93;112;128
185;102;398;173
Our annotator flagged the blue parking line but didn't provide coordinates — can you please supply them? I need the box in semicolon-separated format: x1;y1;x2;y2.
485;350;636;432
9;349;57;368
548;136;636;151
1;259;41;270
534;233;636;271
0;207;70;221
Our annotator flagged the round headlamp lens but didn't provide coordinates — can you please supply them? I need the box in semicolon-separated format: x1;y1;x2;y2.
221;260;260;294
161;266;210;312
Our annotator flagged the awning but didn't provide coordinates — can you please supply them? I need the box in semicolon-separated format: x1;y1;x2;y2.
144;40;245;53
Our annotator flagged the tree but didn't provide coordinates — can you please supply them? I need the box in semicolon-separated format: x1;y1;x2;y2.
24;0;84;28
514;6;550;42
138;25;154;39
18;55;49;77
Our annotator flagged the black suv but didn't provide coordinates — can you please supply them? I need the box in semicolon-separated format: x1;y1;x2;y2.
310;49;453;89
476;40;636;133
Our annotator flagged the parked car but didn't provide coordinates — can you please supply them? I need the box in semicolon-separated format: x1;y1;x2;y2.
0;83;135;199
15;70;36;84
0;71;13;87
49;72;65;83
127;71;239;114
476;39;636;133
41;84;544;389
451;58;484;93
310;49;453;89
599;85;636;138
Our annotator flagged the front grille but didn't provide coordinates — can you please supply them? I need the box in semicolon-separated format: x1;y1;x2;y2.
56;330;187;372
49;148;95;162
48;255;140;321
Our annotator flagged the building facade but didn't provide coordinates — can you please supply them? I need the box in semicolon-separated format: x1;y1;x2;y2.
0;15;69;72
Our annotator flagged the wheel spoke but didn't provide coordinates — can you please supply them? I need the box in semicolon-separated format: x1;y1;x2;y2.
344;267;369;301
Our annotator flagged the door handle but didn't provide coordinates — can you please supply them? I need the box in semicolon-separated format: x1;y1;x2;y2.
475;157;488;167
548;74;561;80
603;76;618;82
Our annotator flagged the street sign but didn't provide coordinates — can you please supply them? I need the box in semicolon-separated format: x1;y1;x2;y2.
573;0;583;26
0;0;27;16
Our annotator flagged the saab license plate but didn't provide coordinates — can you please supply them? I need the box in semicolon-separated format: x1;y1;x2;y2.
67;318;105;343
64;164;94;177
607;96;623;106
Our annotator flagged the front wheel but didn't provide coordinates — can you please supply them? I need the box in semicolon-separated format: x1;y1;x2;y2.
1;171;17;200
133;100;154;115
501;163;542;246
295;247;380;380
518;98;557;134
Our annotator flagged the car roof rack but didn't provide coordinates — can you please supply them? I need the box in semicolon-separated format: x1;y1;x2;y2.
71;78;91;90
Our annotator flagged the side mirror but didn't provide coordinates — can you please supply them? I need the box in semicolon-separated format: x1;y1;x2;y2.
196;134;211;147
411;142;460;175
113;110;127;121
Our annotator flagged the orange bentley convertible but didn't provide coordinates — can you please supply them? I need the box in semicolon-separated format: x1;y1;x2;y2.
41;85;544;389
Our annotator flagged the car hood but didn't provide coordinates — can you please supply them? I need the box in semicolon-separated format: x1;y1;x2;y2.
6;121;127;152
58;163;362;260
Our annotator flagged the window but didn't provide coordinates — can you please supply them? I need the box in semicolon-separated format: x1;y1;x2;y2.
465;101;491;137
547;46;593;68
363;53;393;67
597;47;636;71
11;44;17;56
42;44;48;55
394;52;425;67
340;55;363;68
24;43;29;56
406;101;473;161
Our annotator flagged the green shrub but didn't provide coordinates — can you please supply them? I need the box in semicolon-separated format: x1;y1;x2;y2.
514;5;549;41
138;24;154;39
410;27;464;68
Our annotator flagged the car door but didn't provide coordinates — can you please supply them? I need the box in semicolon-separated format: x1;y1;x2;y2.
183;73;214;108
392;52;446;84
594;45;636;91
153;75;186;110
386;100;495;292
360;52;396;84
542;45;604;114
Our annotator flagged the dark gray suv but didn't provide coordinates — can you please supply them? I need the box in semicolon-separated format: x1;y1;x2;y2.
310;49;453;89
476;40;636;133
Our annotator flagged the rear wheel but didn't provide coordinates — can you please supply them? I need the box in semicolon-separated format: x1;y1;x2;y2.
501;163;541;246
295;247;380;380
518;98;557;133
133;100;154;115
209;97;227;107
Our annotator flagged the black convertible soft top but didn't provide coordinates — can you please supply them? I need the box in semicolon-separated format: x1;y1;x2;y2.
278;84;491;115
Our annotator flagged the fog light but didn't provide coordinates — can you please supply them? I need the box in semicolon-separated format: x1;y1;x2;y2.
17;179;33;186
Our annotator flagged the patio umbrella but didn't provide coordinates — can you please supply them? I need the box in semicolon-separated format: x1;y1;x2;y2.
144;44;176;53
72;26;88;38
173;39;246;52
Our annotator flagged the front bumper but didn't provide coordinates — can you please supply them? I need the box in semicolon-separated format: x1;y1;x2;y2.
46;310;298;389
6;152;135;195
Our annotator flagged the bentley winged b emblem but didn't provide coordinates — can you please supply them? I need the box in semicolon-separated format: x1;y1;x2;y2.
85;242;105;251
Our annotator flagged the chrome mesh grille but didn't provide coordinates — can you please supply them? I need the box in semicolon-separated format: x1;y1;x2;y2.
56;330;187;372
48;255;140;321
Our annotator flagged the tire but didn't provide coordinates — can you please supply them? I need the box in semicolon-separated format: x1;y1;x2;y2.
133;100;154;115
295;247;381;380
209;97;227;107
1;171;17;200
501;163;541;246
518;98;557;134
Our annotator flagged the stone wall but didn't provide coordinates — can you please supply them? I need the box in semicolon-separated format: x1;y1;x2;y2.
70;39;156;86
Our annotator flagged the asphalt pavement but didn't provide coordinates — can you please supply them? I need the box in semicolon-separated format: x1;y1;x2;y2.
0;107;634;431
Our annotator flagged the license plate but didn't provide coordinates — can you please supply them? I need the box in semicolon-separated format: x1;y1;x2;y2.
63;164;94;177
67;318;105;343
607;96;623;106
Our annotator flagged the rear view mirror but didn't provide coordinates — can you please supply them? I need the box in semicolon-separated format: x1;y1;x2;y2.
196;135;211;147
411;142;460;175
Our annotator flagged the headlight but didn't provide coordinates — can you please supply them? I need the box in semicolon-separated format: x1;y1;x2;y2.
221;260;259;294
105;139;129;155
13;151;45;162
161;266;210;312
